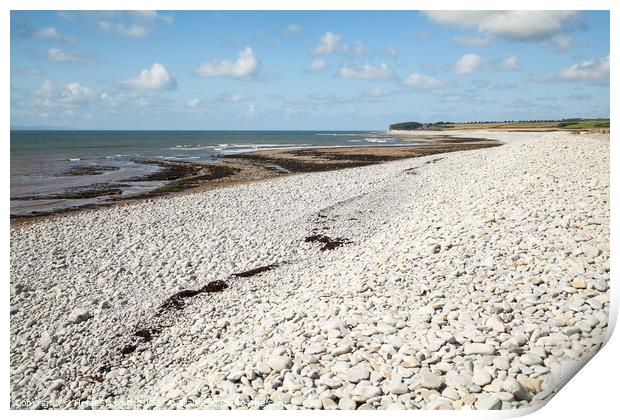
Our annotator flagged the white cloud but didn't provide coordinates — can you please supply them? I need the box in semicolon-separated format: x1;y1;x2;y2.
311;32;371;57
21;25;76;44
533;55;609;82
37;80;54;97
368;87;390;97
246;104;257;117
186;98;202;108
354;41;371;56
454;54;481;74
36;80;96;105
403;73;444;89
129;11;158;21
20;78;176;121
45;48;85;63
503;56;519;70
129;11;174;23
385;46;398;56
312;32;347;54
424;11;579;41
61;83;97;103
33;27;61;40
97;11;172;38
549;35;573;52
193;47;259;78
125;63;178;90
453;35;491;46
212;92;247;103
559;55;609;81
281;24;302;35
98;21;148;38
98;90;160;110
310;59;327;72
56;11;74;20
338;63;392;79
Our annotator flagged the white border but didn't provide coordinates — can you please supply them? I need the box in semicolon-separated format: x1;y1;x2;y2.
3;1;616;419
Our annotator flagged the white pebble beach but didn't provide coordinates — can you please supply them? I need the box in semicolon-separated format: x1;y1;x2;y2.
10;130;610;410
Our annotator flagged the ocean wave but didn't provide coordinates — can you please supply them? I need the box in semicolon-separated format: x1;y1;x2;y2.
170;144;269;150
364;138;394;143
171;143;312;153
171;145;209;150
162;155;200;160
173;144;203;149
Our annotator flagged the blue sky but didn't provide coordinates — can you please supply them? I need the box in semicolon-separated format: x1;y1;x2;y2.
10;10;610;130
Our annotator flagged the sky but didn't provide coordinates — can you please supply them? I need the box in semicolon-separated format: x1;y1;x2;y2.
10;10;610;130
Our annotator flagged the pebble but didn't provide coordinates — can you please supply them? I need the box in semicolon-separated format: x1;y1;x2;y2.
464;343;495;355
502;377;529;401
48;380;64;392
344;366;370;383
520;353;543;366
571;279;587;289
302;396;323;409
321;397;338;409
353;384;381;401
67;308;92;324
331;343;352;356
388;380;408;395
413;368;442;390
569;262;586;276
518;377;543;394
338;397;357;410
267;355;292;372
582;244;600;259
474;394;502;410
445;370;471;391
493;356;510;371
473;368;492;386
592;278;608;292
39;332;53;351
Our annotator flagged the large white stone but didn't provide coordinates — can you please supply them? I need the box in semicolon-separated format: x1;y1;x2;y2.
344;366;370;383
464;343;496;355
67;308;92;324
267;355;292;372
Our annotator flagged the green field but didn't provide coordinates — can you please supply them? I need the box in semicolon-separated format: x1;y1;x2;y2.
390;119;610;131
556;119;610;129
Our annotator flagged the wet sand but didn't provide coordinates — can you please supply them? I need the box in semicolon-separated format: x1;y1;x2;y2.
226;137;498;173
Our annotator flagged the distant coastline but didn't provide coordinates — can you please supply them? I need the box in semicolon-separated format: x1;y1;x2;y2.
388;118;610;132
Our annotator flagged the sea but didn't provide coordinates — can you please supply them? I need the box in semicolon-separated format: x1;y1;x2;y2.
10;130;402;216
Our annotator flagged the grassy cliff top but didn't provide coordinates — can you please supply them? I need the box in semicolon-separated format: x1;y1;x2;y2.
389;118;610;131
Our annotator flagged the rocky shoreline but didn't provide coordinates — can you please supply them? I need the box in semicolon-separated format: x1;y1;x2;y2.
10;130;609;410
10;134;499;224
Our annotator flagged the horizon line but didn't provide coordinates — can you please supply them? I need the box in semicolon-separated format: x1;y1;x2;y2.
10;117;610;132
